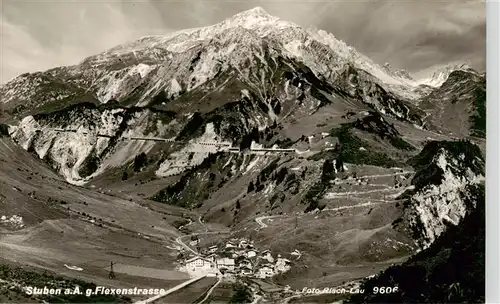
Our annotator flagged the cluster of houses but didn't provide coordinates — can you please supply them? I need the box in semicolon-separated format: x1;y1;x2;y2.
180;238;293;279
0;214;24;229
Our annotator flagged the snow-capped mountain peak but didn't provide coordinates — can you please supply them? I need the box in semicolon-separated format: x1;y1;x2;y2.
229;6;274;21
2;6;442;114
416;63;475;87
94;7;294;58
216;6;296;35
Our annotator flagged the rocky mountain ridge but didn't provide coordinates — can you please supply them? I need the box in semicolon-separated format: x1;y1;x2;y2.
0;7;486;297
2;7;452;118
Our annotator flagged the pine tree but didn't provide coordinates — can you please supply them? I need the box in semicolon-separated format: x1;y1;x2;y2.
247;181;255;193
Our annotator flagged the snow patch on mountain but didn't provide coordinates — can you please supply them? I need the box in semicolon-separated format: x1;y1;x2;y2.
89;7;420;101
416;63;473;88
187;46;226;90
0;5;451;120
283;40;304;59
102;7;293;56
96;64;156;103
305;27;419;92
133;63;155;78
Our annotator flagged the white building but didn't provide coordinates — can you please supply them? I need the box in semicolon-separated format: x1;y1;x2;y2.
256;266;274;278
239;266;253;276
246;249;258;258
225;242;237;249
185;256;216;276
216;257;235;271
206;253;217;262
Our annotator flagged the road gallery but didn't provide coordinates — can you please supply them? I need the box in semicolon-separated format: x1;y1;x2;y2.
1;3;487;304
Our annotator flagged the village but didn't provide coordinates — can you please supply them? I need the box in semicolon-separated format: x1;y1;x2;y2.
177;237;300;279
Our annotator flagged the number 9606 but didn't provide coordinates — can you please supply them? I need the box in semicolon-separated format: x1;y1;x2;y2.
373;286;399;294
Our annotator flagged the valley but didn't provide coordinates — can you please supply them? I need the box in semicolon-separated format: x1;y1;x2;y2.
0;6;486;304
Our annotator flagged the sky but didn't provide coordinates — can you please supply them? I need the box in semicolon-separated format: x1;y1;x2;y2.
0;0;486;84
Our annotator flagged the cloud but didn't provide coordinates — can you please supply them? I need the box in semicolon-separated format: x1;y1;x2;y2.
1;0;171;83
313;0;485;73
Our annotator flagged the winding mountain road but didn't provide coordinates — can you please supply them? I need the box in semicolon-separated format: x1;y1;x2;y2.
254;170;414;230
254;199;396;230
324;186;405;198
255;214;285;229
331;170;413;185
199;215;208;232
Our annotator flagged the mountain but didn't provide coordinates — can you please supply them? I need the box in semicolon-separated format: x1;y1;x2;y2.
1;7;426;118
382;62;414;82
348;184;485;304
0;7;485;303
393;140;484;248
419;69;486;138
416;63;475;88
4;7;437;185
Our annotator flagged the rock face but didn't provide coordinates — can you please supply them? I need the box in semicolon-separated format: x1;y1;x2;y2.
1;7;430;118
8;103;178;185
2;6;436;184
349;183;485;303
0;7;485;266
396;140;485;248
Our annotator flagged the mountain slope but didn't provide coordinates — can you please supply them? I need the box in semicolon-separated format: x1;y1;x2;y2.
0;7;486;299
419;70;486;138
8;103;178;185
348;184;484;304
1;8;426;118
5;46;426;185
393;140;484;248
